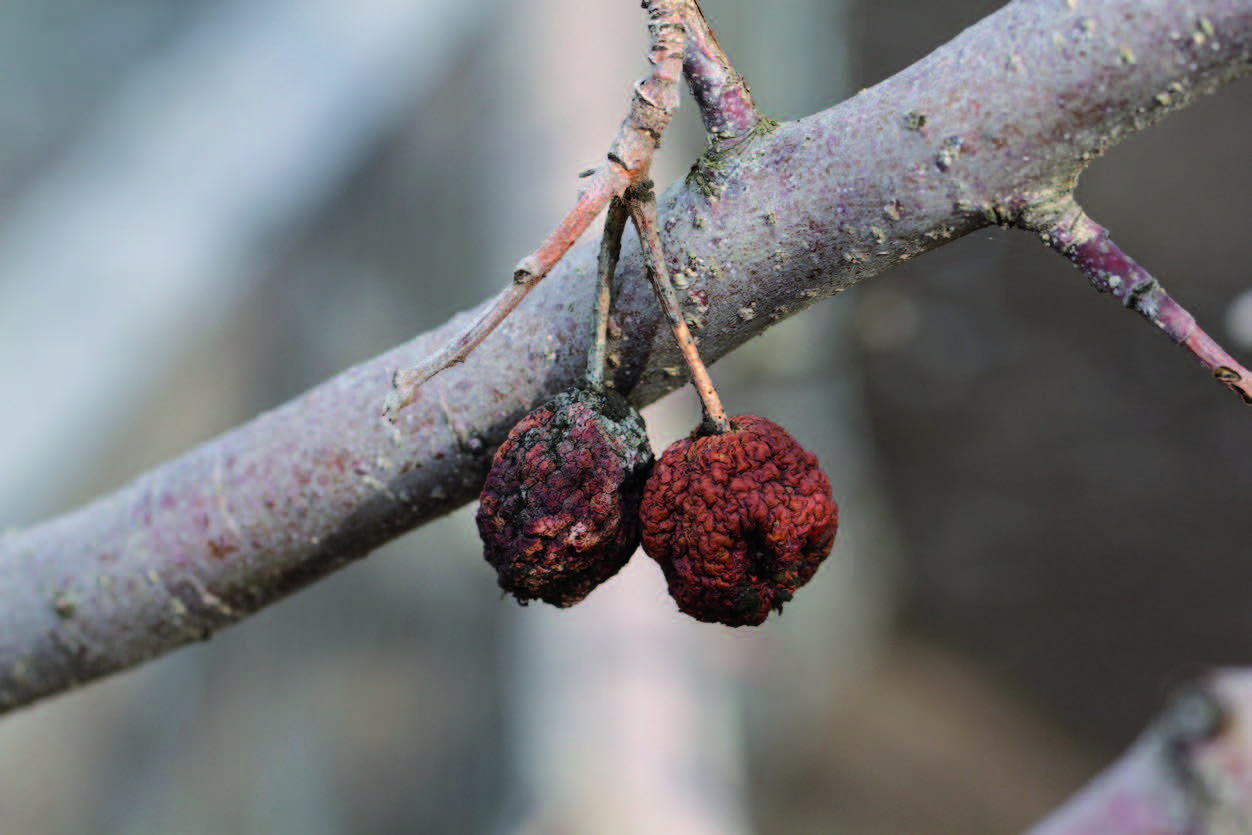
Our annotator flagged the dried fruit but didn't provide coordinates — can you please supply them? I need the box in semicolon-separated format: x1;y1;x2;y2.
640;415;838;627
476;385;654;607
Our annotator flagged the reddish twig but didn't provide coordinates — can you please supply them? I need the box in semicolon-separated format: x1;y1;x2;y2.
609;0;687;172
1032;200;1252;405
626;177;731;434
1027;669;1252;834
382;167;629;418
383;0;689;419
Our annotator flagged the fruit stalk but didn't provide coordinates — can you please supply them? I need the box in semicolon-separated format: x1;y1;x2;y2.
586;197;630;388
626;179;732;434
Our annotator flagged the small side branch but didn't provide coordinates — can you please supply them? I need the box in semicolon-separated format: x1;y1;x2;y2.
382;167;628;418
609;0;687;172
1033;202;1252;405
681;0;761;142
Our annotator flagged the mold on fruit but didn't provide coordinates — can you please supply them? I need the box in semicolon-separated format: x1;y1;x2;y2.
476;386;654;607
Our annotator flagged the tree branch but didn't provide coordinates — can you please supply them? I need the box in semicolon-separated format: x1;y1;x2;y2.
1;0;1249;713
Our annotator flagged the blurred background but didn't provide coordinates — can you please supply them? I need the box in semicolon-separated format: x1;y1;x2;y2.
1;0;1250;832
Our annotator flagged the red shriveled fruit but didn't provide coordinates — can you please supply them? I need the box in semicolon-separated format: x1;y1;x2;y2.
476;386;654;607
639;415;838;627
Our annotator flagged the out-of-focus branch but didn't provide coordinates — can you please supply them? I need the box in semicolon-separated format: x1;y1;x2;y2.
1026;669;1252;834
1;0;1249;714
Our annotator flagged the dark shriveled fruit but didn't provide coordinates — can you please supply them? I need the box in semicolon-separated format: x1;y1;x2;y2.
640;415;838;627
476;386;654;607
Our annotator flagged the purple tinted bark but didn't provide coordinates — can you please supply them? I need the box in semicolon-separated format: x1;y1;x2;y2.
1041;206;1252;404
681;1;761;141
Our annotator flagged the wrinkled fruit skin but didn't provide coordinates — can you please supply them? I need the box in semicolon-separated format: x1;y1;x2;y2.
476;386;654;607
640;415;838;627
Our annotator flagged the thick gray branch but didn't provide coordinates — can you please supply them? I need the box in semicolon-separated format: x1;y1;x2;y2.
1;0;1248;713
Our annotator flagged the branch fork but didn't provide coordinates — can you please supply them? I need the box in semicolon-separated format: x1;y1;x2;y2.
382;0;761;422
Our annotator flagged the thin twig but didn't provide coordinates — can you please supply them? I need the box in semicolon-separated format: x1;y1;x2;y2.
586;197;630;388
1033;200;1252;405
382;166;629;419
383;0;690;419
626;178;731;434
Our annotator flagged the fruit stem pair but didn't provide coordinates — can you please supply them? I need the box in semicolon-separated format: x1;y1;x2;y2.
586;177;731;435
